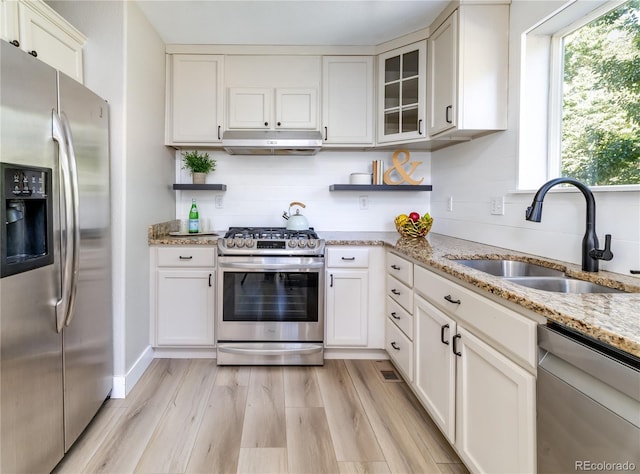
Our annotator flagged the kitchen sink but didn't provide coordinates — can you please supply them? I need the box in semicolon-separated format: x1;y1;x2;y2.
504;276;625;294
452;259;564;278
452;258;626;294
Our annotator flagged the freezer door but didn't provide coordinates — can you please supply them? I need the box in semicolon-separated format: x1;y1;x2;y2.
0;41;65;473
57;72;113;451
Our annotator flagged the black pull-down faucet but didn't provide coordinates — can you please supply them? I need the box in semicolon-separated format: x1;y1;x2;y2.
525;177;613;272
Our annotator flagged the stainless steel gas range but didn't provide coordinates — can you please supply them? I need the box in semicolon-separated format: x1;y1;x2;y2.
216;227;325;365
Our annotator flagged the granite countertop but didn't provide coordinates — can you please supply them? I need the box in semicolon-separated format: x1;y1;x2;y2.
148;222;640;358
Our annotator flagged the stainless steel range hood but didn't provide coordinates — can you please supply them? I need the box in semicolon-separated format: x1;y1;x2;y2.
222;130;323;155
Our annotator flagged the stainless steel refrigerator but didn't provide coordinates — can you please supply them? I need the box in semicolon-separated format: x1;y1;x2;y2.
0;40;113;473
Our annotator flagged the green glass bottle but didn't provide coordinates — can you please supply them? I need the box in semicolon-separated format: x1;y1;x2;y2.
188;199;199;233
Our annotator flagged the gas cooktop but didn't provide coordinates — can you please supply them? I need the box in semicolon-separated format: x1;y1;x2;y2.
218;226;324;256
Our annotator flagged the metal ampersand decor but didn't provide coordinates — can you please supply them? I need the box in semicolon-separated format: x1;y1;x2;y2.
383;149;424;185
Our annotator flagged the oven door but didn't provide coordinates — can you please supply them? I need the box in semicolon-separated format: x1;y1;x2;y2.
217;256;324;343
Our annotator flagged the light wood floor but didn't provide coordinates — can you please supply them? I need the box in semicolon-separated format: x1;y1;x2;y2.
55;359;468;474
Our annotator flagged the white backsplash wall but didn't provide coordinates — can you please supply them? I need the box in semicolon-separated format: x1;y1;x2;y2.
174;149;432;232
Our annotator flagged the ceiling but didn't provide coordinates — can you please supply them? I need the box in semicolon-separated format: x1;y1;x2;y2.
135;1;448;46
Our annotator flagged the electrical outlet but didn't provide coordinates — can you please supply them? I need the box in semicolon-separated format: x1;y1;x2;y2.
490;196;505;215
359;195;369;210
447;196;453;212
215;195;224;209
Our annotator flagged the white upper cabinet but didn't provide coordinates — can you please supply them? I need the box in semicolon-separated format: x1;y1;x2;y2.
427;5;509;138
227;87;317;130
377;41;427;144
165;54;225;145
322;56;374;146
225;55;320;131
1;0;85;83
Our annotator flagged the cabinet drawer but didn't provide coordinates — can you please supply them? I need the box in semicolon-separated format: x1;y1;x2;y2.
387;274;413;314
156;247;215;268
414;265;537;369
386;317;413;382
386;297;413;340
387;252;413;287
326;247;369;268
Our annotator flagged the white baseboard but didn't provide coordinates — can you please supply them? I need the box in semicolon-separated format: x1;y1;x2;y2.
324;348;389;360
153;347;217;358
110;345;154;399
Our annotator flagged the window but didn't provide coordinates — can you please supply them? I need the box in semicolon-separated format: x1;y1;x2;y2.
519;0;639;189
553;0;639;186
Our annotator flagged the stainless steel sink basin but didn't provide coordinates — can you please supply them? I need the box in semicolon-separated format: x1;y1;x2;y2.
452;259;564;278
504;277;624;294
451;258;626;293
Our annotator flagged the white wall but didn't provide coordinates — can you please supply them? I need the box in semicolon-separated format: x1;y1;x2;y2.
47;0;175;393
430;0;640;277
174;149;432;231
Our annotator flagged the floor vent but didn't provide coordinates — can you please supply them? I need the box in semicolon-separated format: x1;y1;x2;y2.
380;369;401;382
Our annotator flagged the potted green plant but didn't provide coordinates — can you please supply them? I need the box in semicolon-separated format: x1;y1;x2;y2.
181;150;216;184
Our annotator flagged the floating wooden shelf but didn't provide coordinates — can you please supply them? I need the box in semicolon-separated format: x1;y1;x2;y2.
172;184;227;191
329;184;432;191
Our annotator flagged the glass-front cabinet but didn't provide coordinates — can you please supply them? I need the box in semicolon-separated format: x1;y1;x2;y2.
377;41;427;143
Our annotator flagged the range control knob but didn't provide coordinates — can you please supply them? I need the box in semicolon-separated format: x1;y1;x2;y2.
288;240;297;248
307;240;316;248
245;239;255;248
226;238;235;248
298;240;307;248
234;238;245;248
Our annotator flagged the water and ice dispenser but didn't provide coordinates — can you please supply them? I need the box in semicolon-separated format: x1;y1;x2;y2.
1;164;53;277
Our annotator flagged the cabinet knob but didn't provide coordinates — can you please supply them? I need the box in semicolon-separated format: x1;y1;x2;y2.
9;40;20;47
277;121;281;126
440;324;450;345
264;122;269;127
452;334;462;356
29;50;38;58
391;289;401;295
391;312;400;320
391;342;400;351
391;264;401;270
446;105;453;124
444;294;461;305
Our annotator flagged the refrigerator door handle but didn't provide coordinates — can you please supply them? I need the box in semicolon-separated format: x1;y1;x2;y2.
60;112;80;328
51;110;79;332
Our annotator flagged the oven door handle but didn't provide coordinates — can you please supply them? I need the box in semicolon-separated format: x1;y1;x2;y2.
217;344;323;356
219;262;325;270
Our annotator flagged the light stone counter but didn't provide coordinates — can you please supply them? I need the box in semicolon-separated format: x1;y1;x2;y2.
324;231;640;358
149;222;640;358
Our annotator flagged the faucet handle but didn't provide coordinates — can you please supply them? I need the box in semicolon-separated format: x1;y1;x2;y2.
590;234;614;261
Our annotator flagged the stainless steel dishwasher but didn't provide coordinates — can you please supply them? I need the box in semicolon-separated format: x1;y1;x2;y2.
537;323;640;473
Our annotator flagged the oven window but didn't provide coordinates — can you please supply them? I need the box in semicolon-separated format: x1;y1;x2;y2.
222;271;319;322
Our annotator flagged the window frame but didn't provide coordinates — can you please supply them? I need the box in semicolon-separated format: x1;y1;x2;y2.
518;0;639;192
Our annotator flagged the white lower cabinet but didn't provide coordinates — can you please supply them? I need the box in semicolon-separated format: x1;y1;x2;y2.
455;326;536;474
324;246;385;350
388;257;537;474
325;268;369;346
414;294;456;441
150;247;215;347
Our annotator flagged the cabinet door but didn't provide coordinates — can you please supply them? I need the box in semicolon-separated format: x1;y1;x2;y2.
377;41;426;143
0;0;19;44
275;88;317;129
156;269;215;346
428;10;457;136
227;87;271;129
322;56;374;145
455;327;536;474
168;54;224;144
325;269;368;346
414;295;456;442
18;1;85;83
